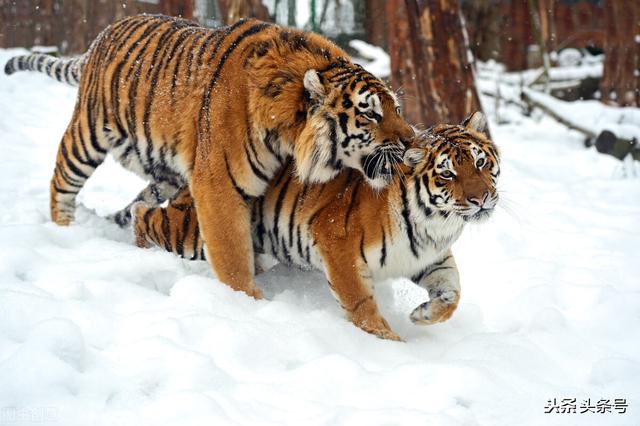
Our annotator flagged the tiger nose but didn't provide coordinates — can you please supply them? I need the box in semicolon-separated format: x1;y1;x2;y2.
467;192;489;207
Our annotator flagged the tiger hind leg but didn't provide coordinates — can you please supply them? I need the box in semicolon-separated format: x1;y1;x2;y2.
132;188;272;275
50;118;107;225
108;181;181;227
132;187;206;260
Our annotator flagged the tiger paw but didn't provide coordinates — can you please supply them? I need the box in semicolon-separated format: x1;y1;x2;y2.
51;207;74;226
360;318;402;341
106;209;132;227
367;325;402;341
410;290;459;325
246;285;264;300
351;300;402;341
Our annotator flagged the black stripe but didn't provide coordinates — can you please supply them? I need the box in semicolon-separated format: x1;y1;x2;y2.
244;144;269;182
343;179;361;229
255;196;266;250
423;266;453;280
176;207;190;258
111;20;167;137
400;180;419;257
59;143;89;180
272;175;292;241
414;177;432;217
359;233;368;264
160;209;172;252
184;32;207;82
57;166;83;188
142;209;159;244
307;201;331;227
191;222;201;260
327;116;339;169
144;23;176;80
70;130;99;168
62;60;72;83
380;226;387;267
52;182;78;195
246;133;267;170
288;193;299;247
36;55;46;72
143;27;179;165
223;152;252;202
167;29;193;100
281;237;292;263
45;58;54;76
54;62;63;82
296;225;304;261
263;129;282;163
199;23;271;136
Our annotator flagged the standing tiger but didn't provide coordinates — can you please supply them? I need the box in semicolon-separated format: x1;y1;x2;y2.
4;14;414;299
132;113;500;340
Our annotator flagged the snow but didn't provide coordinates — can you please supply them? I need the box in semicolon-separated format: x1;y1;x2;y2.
477;59;603;86
523;88;640;141
349;39;390;79
1;47;640;425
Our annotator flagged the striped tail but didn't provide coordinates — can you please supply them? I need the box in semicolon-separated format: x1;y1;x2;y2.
4;53;84;86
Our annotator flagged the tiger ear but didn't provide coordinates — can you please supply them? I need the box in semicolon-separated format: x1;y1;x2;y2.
303;69;325;103
403;148;425;167
462;111;487;134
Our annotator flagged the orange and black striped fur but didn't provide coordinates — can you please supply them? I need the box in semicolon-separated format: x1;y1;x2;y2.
4;14;414;299
133;112;500;340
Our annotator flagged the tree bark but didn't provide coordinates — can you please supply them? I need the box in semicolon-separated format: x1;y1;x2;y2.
600;0;639;107
364;0;387;50
388;0;484;128
220;0;270;24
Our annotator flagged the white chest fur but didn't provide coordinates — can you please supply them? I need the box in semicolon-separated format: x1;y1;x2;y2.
368;203;465;281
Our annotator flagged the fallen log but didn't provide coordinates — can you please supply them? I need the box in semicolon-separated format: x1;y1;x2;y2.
521;88;640;161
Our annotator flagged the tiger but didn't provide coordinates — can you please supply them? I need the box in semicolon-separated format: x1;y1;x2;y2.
131;112;500;340
4;14;414;299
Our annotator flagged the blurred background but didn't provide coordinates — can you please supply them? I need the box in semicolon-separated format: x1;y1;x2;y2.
1;0;638;162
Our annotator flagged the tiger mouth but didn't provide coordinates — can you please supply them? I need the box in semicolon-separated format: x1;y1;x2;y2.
461;207;494;222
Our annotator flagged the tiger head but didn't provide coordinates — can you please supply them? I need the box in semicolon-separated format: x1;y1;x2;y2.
403;112;500;222
295;60;414;190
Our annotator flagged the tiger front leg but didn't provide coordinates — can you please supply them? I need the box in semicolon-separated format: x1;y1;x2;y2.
190;159;263;300
321;250;400;341
410;250;461;325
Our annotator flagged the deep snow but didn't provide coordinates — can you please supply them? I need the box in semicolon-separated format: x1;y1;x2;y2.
0;48;639;425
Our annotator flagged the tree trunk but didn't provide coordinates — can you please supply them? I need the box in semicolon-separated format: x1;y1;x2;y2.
600;0;640;107
388;0;484;128
221;0;270;24
364;0;387;50
162;0;194;19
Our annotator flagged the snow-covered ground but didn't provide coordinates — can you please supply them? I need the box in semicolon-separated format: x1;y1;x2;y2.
1;48;639;425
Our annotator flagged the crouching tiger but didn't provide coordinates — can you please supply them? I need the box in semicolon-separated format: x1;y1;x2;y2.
4;14;413;299
132;113;500;340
